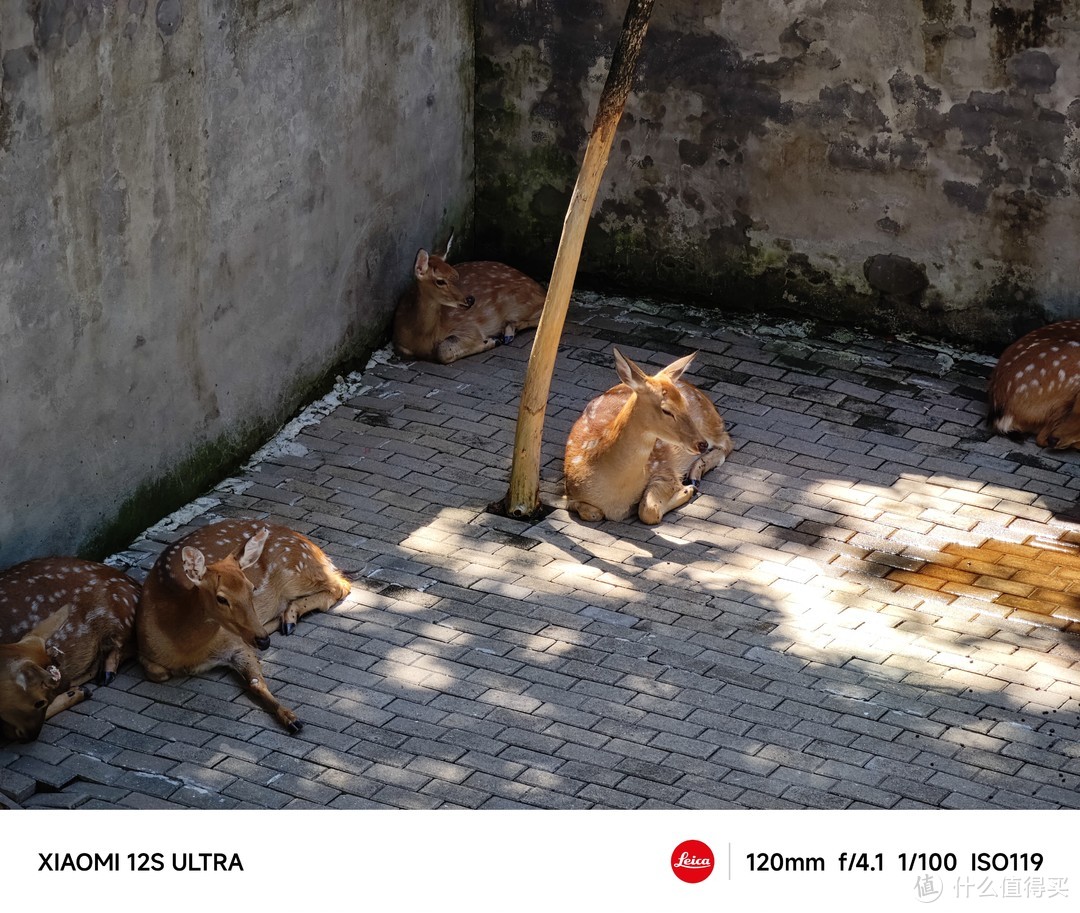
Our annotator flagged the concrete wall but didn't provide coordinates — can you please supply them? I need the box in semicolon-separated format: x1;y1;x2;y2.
0;0;473;565
475;0;1080;350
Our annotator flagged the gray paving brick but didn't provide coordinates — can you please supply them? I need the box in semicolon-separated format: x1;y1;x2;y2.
317;768;381;799
9;296;1080;811
171;785;238;809
0;768;36;802
420;777;490;808
576;783;646;808
223;780;295;809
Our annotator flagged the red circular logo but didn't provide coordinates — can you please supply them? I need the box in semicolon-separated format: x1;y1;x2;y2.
671;839;714;883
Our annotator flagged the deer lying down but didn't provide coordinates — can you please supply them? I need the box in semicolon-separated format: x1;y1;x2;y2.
0;558;139;742
564;349;732;524
136;519;351;733
989;319;1080;449
392;235;546;364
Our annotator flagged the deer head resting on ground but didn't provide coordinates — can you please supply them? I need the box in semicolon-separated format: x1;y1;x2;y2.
0;559;139;742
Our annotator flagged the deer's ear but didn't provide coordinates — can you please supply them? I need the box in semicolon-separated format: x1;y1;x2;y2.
182;547;207;585
613;348;649;389
660;351;697;382
414;249;430;276
239;528;269;570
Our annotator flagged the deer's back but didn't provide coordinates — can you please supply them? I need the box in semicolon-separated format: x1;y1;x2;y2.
142;519;347;627
990;321;1080;427
0;558;138;684
565;384;634;464
453;261;545;325
565;384;650;514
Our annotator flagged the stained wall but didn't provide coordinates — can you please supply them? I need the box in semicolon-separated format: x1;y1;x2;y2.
475;0;1080;349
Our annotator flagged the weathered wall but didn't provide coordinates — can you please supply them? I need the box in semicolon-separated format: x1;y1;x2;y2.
475;0;1080;350
0;0;473;565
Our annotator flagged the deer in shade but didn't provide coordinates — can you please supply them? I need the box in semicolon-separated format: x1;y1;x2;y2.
392;233;546;364
0;558;139;742
989;319;1080;449
135;519;351;734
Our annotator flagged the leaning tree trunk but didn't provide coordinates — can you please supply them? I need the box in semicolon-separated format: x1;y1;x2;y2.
500;0;656;520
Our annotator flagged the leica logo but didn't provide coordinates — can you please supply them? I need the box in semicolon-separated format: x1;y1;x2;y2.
671;840;715;883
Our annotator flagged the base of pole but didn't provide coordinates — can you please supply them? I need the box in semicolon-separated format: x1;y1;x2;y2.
486;496;555;524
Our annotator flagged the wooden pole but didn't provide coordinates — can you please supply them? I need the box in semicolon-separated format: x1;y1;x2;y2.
500;0;656;520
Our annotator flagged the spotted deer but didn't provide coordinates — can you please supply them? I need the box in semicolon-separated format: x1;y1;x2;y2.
392;233;546;364
136;519;351;733
564;349;732;524
989;319;1080;449
0;558;139;742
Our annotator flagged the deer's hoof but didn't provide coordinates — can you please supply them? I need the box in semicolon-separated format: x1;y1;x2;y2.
286;719;304;735
102;670;116;686
281;621;296;636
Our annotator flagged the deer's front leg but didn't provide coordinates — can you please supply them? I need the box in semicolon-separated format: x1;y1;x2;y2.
228;648;302;734
436;333;499;364
45;686;91;721
639;477;696;525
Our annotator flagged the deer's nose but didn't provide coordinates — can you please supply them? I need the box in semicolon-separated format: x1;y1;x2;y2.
255;634;271;651
696;441;709;453
465;295;475;307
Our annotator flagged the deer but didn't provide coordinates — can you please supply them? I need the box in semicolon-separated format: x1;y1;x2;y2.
392;232;546;364
988;319;1080;449
136;519;352;734
0;558;139;742
564;348;732;525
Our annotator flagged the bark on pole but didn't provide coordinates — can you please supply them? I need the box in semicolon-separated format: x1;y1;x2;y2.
501;0;656;520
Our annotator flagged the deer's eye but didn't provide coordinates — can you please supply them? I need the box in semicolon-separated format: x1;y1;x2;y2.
216;595;229;606
34;700;47;709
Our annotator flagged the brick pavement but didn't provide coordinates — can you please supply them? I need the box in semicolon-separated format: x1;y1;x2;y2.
4;290;1080;810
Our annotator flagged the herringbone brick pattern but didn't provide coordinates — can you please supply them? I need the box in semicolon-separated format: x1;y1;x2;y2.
4;291;1080;810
